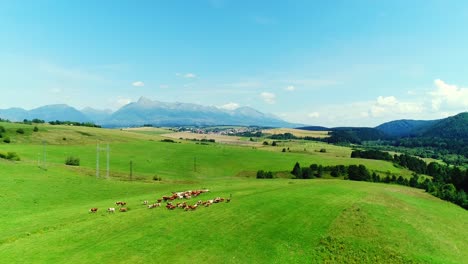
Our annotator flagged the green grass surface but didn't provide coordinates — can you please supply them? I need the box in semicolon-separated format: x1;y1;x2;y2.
0;122;466;263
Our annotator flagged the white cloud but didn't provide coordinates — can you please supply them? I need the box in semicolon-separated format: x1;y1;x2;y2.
116;97;132;107
376;96;398;106
159;84;169;89
260;92;276;104
132;81;145;87
430;79;468;110
370;105;386;117
176;73;197;78
219;102;240;110
308;112;320;118
371;96;423;117
177;73;197;79
285;85;295;91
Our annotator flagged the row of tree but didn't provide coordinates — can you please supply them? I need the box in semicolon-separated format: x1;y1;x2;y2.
289;161;468;209
49;120;101;128
351;150;468;193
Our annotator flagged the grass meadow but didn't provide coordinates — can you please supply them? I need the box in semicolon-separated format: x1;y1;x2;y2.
0;122;466;263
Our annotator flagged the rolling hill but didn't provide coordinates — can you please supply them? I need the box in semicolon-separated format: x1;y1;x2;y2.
0;122;466;263
421;112;468;140
0;123;468;263
375;119;439;137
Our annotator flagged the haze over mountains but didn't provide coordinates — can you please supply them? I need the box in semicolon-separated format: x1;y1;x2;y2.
1;97;466;137
0;97;296;128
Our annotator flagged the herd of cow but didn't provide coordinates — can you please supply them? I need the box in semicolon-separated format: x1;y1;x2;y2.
88;189;231;214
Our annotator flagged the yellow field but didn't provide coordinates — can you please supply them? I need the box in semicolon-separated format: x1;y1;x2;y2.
162;131;261;146
122;127;173;134
262;128;330;138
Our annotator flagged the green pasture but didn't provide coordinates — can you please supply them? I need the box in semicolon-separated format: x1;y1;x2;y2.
0;122;466;263
0;123;414;181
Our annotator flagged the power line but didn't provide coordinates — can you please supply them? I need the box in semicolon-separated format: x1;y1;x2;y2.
96;143;110;179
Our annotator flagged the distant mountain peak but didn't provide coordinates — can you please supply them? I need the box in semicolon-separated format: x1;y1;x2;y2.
0;97;299;128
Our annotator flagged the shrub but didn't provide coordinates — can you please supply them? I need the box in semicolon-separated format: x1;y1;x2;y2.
153;176;162;181
6;152;20;161
16;128;25;134
256;170;273;179
33;126;39;132
3;137;10;143
65;156;80;166
161;139;175;143
263;141;269;145
319;148;327;153
0;126;5;133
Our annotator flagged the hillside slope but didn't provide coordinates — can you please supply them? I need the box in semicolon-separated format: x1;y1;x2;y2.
0;123;466;263
375;119;438;137
0;163;466;263
421;112;468;139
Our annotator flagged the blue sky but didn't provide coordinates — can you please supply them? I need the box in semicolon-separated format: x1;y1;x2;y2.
1;0;468;126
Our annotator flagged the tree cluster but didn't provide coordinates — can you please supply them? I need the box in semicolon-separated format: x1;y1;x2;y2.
0;152;20;161
23;119;45;124
256;170;273;179
49;120;101;128
351;149;392;161
291;162;347;179
289;161;468;209
65;156;80;166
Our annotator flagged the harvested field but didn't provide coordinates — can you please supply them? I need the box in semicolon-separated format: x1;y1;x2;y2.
263;128;330;138
162;131;261;146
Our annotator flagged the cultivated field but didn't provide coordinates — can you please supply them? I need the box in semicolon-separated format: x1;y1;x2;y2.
0;122;466;263
262;128;330;138
161;131;260;146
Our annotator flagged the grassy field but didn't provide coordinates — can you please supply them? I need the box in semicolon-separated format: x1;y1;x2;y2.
0;122;466;263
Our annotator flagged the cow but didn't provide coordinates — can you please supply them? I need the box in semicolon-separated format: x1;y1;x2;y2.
119;207;128;212
142;200;148;205
89;208;98;213
166;204;176;210
148;203;161;209
107;207;115;213
115;201;127;206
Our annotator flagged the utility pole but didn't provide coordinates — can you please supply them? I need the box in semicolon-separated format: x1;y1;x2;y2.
194;156;197;172
106;143;110;178
130;160;133;181
96;143;110;179
42;140;46;170
96;143;100;178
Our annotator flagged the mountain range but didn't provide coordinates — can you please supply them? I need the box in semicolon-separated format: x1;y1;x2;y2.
299;112;468;141
0;97;297;128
